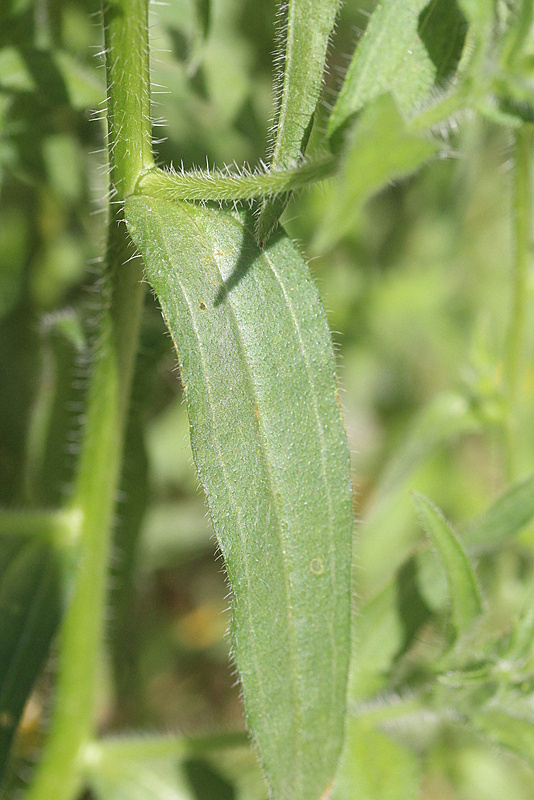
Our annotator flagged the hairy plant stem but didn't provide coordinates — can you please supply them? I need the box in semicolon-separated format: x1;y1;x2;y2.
504;125;532;481
25;1;152;798
136;154;337;202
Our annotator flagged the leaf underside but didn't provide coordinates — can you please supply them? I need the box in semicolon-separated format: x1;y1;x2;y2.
125;197;353;800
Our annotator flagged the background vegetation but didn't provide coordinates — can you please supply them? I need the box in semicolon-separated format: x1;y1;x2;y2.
1;0;534;798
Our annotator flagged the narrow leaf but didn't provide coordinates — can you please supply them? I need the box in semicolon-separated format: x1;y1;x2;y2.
0;537;62;781
314;94;441;253
256;0;341;243
125;198;353;800
412;493;482;639
460;472;534;552
328;0;468;140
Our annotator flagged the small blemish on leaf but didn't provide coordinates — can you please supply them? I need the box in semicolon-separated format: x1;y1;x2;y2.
310;557;324;575
199;301;207;311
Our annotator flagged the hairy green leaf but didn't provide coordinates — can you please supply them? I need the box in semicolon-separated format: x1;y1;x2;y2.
460;472;534;552
256;0;341;243
412;493;482;639
0;537;62;781
125;197;353;800
314;94;441;252
328;0;468;140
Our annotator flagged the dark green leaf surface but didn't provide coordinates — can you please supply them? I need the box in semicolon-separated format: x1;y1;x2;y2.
413;494;482;640
0;537;62;781
256;0;341;242
328;0;467;139
125;197;353;800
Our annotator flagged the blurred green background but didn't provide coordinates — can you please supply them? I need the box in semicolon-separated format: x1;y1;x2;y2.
2;0;534;798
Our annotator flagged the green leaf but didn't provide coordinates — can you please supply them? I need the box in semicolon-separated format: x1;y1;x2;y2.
469;707;534;770
331;720;421;800
0;537;62;781
328;0;468;140
256;0;342;243
412;493;483;639
313;94;441;253
460;472;534;552
0;47;103;110
125;198;353;800
88;757;194;800
375;391;481;504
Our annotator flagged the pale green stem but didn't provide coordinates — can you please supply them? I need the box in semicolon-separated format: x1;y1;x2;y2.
83;730;249;774
24;1;152;798
504;126;532;481
136;155;336;202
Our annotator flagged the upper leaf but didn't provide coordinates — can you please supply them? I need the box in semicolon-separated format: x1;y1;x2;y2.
125;197;353;800
328;0;468;140
313;94;441;253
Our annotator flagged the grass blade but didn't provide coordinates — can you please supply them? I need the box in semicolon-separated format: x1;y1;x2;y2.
460;472;534;552
125;198;353;800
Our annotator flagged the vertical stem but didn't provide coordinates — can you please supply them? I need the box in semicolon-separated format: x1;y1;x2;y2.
25;2;152;799
504;126;532;481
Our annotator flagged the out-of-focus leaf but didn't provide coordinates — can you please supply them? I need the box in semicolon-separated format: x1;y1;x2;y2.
460;472;534;552
256;0;342;242
314;94;441;252
328;0;468;139
331;720;421;800
0;536;62;782
413;493;483;640
457;0;493;26
376;392;481;504
89;757;194;800
126;197;352;800
502;586;534;663
0;48;103;110
469;707;534;770
349;559;432;701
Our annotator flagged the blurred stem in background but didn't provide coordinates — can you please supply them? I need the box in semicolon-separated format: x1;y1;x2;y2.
504;125;532;482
